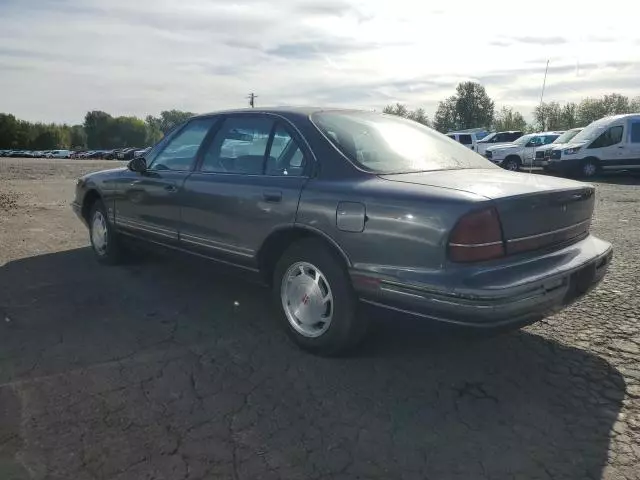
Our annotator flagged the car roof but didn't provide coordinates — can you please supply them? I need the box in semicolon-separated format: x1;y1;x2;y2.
194;106;354;119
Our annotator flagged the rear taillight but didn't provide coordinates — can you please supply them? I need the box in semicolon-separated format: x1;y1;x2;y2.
448;207;505;262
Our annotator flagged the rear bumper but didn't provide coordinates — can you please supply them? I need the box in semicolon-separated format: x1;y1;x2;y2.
352;235;612;328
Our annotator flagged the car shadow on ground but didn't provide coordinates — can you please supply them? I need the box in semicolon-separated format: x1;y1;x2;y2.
0;248;626;479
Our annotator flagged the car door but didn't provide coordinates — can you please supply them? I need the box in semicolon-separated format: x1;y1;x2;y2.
586;124;625;171
523;136;542;165
618;119;640;169
179;114;310;268
458;134;473;150
114;117;217;242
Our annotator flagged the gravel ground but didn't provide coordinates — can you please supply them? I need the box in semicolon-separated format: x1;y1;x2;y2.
0;157;639;480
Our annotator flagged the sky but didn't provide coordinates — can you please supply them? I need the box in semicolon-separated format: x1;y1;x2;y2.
1;0;639;125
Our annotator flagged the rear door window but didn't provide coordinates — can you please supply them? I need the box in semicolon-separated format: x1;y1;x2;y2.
200;116;274;174
458;134;473;145
630;122;640;143
266;124;307;176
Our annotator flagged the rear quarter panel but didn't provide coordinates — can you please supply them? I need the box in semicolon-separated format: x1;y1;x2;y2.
295;177;486;272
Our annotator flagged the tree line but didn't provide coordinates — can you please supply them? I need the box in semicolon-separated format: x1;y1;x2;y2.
3;84;640;150
0;109;194;150
384;81;640;133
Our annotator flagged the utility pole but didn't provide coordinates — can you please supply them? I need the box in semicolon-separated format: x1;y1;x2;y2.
247;93;258;108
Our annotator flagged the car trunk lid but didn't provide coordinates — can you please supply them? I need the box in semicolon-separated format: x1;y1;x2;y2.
381;169;595;254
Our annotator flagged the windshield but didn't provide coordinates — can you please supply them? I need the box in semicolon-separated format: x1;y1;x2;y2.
570;119;611;144
477;132;495;143
311;111;496;174
513;134;535;146
553;128;582;144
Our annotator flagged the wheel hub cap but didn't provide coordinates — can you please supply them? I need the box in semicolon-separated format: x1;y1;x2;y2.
281;262;333;338
91;211;108;255
584;163;596;176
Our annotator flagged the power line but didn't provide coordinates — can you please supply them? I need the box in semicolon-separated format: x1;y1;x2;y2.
246;93;258;108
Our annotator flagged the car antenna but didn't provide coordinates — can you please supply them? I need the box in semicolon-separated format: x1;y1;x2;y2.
532;59;550;175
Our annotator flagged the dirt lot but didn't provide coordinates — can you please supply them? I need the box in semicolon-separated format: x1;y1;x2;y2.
1;157;639;480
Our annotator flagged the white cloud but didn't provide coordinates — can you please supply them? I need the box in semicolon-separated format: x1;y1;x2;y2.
0;0;639;123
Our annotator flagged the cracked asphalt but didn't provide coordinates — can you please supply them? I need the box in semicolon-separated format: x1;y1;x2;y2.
1;158;639;480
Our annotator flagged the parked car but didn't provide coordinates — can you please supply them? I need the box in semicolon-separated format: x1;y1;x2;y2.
72;108;612;355
46;150;72;158
102;149;117;160
476;131;524;155
546;114;640;178
485;131;563;171
446;129;490;152
535;128;583;168
134;147;151;158
117;148;138;160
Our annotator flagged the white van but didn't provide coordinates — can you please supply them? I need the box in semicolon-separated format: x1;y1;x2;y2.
446;129;489;152
546;114;640;178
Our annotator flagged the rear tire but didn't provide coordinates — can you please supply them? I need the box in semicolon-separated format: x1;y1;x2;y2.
272;239;367;356
89;200;125;265
503;156;521;171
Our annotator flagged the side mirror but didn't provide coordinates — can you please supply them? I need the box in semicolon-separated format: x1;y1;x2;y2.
128;156;147;173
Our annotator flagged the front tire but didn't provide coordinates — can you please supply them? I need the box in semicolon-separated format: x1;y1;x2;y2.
89;200;125;265
273;239;366;355
578;158;599;178
503;156;521;171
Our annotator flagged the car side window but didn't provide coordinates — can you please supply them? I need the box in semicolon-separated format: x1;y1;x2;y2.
589;126;624;149
148;118;216;171
630;122;640;143
200;117;274;174
459;134;473;145
266;124;307;176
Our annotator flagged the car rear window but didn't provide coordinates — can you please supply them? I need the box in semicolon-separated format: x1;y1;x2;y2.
311;111;495;174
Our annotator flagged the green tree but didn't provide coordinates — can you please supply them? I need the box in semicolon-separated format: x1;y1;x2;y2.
630;96;640;112
433;82;494;132
0;113;19;148
559;102;578;129
433;96;458;132
110;116;149;147
382;103;430;126
68;125;87;149
407;108;430;126
453;82;494;130
533;102;564;130
84;110;113;149
492;106;527;132
383;103;409;117
576;98;608;126
146;110;195;134
601;93;630;115
30;124;64;149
